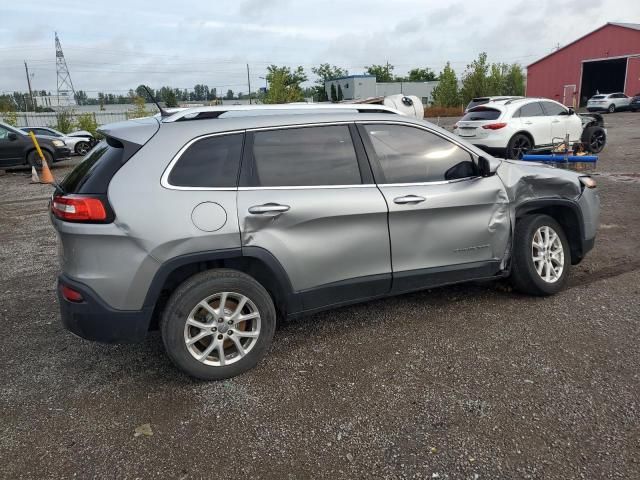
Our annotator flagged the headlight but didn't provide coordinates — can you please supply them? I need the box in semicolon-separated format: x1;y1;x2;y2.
579;176;597;189
52;140;65;147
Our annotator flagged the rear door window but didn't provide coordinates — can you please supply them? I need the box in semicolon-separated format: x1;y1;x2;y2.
168;133;243;188
517;102;544;117
248;125;361;187
460;108;501;121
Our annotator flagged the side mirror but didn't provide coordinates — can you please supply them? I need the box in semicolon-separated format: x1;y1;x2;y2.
568;107;575;115
7;132;17;141
478;156;494;177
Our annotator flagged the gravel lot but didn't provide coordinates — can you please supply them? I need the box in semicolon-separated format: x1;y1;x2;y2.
1;113;639;479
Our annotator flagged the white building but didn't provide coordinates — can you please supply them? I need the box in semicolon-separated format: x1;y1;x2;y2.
324;75;439;105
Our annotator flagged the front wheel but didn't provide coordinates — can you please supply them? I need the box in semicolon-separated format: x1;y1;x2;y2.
161;269;276;380
506;133;532;160
607;104;615;113
74;141;90;156
510;214;571;296
27;149;53;169
582;125;606;153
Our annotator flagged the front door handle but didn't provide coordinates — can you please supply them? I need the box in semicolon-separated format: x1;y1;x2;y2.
523;121;533;125
394;195;426;205
248;203;290;214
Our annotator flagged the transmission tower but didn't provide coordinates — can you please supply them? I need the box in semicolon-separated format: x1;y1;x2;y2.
55;32;76;107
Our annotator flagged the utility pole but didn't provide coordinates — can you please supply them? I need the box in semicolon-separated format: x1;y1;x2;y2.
24;61;35;111
246;64;252;104
385;60;390;81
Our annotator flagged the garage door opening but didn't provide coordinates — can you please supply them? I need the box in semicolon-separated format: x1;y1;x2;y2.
580;57;627;106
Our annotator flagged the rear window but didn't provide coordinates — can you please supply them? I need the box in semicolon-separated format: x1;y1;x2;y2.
460;107;501;121
167;133;243;188
61;141;123;193
591;95;605;99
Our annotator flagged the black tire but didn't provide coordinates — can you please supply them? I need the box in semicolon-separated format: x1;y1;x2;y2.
506;133;532;160
74;141;90;156
581;125;606;153
510;214;571;296
160;269;276;380
607;104;615;113
27;149;52;169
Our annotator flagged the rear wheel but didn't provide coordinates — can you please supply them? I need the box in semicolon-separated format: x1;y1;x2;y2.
506;134;532;160
607;104;615;113
160;269;276;380
582;125;606;153
510;214;571;296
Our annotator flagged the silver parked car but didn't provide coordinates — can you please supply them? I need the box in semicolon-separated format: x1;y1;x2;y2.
586;92;631;113
50;104;600;380
20;126;94;155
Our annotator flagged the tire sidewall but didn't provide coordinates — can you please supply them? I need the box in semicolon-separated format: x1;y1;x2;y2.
608;104;615;113
513;215;571;295
161;270;276;380
507;134;531;160
582;126;606;153
75;141;89;155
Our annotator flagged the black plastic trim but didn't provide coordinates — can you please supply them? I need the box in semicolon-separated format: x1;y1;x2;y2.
297;273;391;311
392;261;503;294
58;275;152;343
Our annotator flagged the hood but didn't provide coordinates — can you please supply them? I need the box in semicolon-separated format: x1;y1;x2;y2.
496;159;582;203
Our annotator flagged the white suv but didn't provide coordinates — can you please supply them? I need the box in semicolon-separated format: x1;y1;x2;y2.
453;98;605;159
586;93;631;113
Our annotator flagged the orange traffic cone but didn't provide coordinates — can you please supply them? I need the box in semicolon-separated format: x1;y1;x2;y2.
30;166;40;183
39;158;55;184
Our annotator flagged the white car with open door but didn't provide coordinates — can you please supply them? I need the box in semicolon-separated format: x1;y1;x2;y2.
453;98;606;159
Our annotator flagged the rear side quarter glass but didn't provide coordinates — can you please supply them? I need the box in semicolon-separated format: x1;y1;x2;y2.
167;133;244;188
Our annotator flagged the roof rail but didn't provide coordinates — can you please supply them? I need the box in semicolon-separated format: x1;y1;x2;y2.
160;103;403;122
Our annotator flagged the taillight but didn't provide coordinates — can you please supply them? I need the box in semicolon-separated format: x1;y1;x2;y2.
51;195;107;222
61;284;84;303
482;123;507;130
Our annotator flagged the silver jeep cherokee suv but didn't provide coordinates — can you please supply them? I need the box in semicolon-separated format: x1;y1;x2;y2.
51;104;599;380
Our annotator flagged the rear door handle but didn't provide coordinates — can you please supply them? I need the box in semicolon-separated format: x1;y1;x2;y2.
523;121;533;125
394;195;426;205
248;203;290;214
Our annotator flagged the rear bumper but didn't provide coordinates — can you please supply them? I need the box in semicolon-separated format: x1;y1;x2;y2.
57;274;152;343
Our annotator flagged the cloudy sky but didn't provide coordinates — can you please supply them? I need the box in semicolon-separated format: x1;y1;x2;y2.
1;0;639;97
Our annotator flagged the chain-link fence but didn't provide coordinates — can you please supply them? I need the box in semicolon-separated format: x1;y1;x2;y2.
0;111;133;128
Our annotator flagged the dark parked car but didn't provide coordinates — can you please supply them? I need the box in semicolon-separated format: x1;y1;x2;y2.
0;121;71;168
631;93;640;112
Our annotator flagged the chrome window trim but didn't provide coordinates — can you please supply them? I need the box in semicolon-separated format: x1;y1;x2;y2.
161;120;484;191
238;184;375;191
160;130;245;191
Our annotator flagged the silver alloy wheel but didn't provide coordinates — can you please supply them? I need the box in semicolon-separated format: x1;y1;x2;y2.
184;292;261;366
531;226;564;283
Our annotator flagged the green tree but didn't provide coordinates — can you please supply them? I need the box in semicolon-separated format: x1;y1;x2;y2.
399;67;438;82
330;84;337;102
486;63;509;96
460;52;489;104
337;84;344;101
129;96;150;118
365;64;394;82
225;89;234;100
431;62;460;107
503;64;525;96
74;90;88;105
76;113;99;137
263;65;308;104
311;63;348;101
136;85;155;101
55;110;75;133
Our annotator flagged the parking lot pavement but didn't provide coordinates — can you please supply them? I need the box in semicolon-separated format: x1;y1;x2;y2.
1;113;639;479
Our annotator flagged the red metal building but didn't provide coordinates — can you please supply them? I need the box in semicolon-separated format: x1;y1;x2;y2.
526;22;640;107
